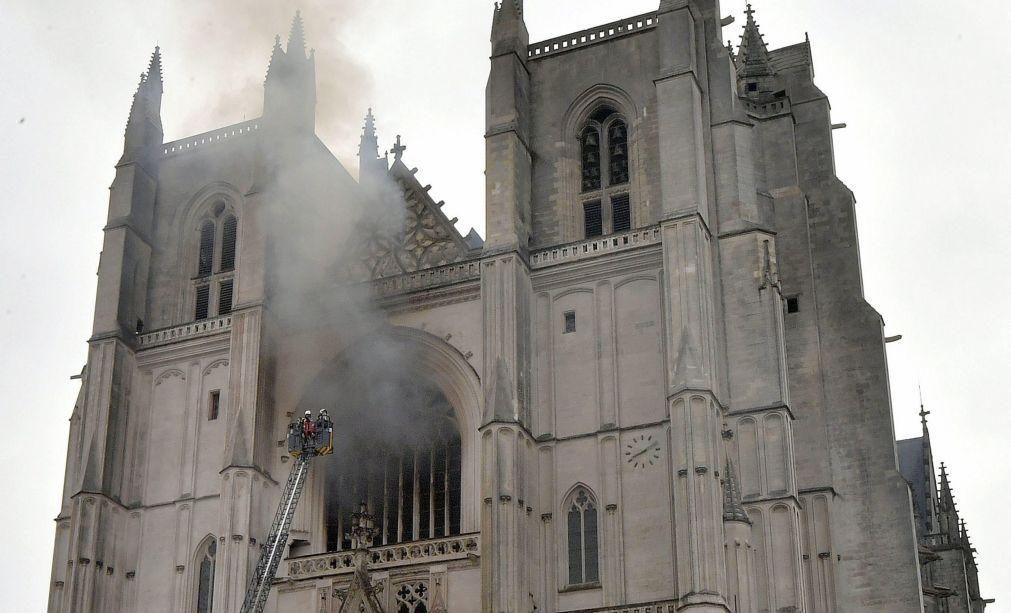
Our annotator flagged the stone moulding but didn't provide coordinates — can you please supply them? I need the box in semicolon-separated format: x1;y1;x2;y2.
531;225;662;269
136;314;233;349
286;533;480;579
528;11;659;60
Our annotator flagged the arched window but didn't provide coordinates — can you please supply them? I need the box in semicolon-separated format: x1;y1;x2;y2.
322;383;463;552
197;221;215;277
195;538;216;613
581;127;602;192
192;204;238;321
579;107;632;238
566;487;600;586
220;215;238;272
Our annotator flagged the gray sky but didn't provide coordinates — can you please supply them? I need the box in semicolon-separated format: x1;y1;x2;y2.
1;0;1007;610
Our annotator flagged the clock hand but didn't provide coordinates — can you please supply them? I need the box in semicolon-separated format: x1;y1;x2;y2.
631;442;659;459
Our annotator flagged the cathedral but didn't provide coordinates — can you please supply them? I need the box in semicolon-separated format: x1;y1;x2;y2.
47;1;991;612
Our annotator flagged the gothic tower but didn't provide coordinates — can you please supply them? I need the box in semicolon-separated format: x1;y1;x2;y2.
49;3;991;613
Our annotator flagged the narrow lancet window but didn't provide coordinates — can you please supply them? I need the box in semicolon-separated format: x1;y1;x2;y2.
198;221;215;277
581;127;602;192
608;120;629;186
220;215;238;272
566;488;600;586
196;539;216;613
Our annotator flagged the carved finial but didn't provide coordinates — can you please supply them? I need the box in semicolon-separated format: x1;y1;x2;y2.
918;386;931;431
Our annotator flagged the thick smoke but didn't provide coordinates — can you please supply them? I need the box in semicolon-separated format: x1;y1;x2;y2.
170;0;373;166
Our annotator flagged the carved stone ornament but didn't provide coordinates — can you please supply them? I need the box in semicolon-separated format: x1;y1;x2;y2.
345;181;471;281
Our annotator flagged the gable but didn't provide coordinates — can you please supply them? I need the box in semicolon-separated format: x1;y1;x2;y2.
344;160;481;281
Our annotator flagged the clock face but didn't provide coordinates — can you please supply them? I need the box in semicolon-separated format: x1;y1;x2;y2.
625;433;662;469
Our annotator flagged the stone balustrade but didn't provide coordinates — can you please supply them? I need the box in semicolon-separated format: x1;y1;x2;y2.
136;315;233;349
373;260;482;297
530;225;662;269
162;120;260;156
287;533;480;579
528;12;659;60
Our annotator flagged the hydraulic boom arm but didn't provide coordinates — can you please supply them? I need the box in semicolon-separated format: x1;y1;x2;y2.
239;411;333;613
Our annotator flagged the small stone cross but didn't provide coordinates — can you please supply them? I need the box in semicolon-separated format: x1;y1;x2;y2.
392;135;407;160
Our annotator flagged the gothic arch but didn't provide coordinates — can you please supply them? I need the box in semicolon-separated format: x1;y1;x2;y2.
559;84;644;243
169;182;246;324
559;483;602;588
187;534;217;613
300;325;483;534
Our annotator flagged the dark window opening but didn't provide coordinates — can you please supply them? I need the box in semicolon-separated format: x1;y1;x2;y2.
198;221;215;277
324;394;461;553
747;82;758;92
611;193;631;232
218;279;234;316
580;127;602;192
564;311;576;334
194;285;210;321
208;390;220;421
583;200;603;238
195;540;216;613
608;120;629;186
220;215;238;272
787;296;800;314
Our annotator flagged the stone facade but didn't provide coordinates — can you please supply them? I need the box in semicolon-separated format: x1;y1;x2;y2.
47;3;990;613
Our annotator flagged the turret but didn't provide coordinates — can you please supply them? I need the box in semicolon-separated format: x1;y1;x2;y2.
263;11;317;135
490;0;528;57
484;0;531;253
736;4;777;98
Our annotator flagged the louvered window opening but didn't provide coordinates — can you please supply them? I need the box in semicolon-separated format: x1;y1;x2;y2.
325;403;462;552
220;215;238;272
198;221;215;277
567;488;600;586
218;280;234;316
194;285;211;321
580;109;632;238
612;193;631;233
583;200;603;238
192;207;238;322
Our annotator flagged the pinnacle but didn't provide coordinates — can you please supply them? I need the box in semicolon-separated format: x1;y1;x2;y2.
722;460;750;523
359;108;380;161
287;10;307;58
147;45;163;83
737;3;774;79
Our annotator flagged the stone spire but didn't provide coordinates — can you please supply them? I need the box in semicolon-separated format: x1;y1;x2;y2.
357;108;388;186
722;459;751;523
287;10;307;59
736;4;774;79
146;45;163;93
938;463;961;544
359;108;379;161
121;45;164;163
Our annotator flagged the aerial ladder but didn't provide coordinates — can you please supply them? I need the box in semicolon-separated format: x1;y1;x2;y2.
239;410;334;613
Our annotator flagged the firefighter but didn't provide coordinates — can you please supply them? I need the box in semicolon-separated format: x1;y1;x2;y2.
302;410;316;447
